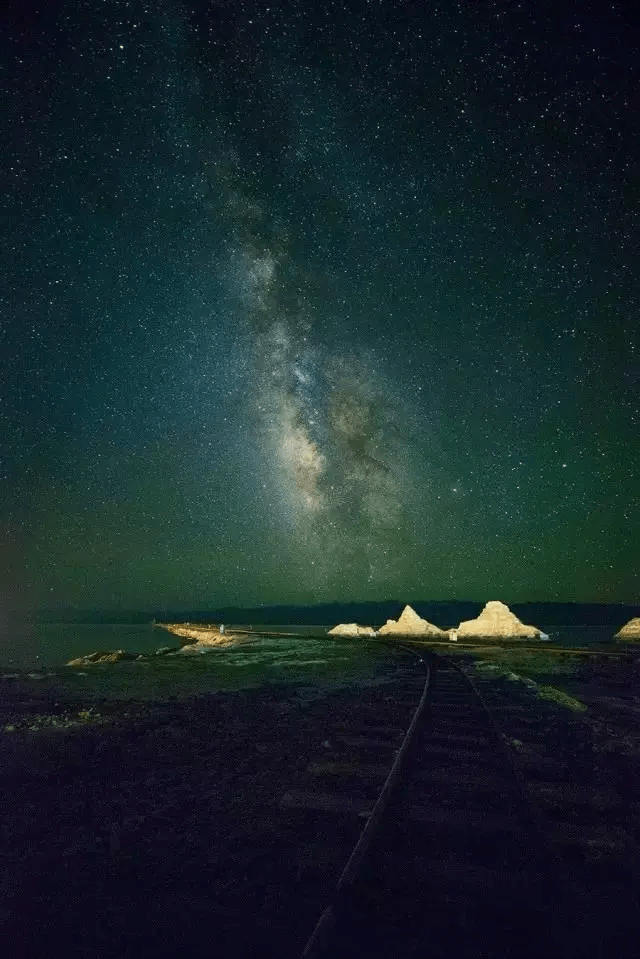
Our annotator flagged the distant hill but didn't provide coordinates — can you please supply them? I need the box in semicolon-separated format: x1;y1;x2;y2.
37;600;637;631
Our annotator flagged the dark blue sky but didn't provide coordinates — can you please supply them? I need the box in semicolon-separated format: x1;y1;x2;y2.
2;0;639;612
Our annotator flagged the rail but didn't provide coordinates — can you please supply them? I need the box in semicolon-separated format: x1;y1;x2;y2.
297;643;588;958
301;643;431;958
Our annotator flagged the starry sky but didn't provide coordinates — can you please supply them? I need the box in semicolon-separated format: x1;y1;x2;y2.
2;0;639;614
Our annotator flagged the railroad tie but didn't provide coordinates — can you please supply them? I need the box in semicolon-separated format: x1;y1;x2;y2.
306;761;390;779
334;735;401;750
402;804;525;836
279;790;373;817
418;743;502;763
424;730;496;749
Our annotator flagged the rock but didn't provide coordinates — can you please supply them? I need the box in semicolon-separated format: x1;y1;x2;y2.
328;623;377;637
614;617;640;641
66;649;135;666
96;650;133;664
377;605;447;637
456;601;541;640
175;643;208;655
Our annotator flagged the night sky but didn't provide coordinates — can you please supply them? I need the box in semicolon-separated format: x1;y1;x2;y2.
2;0;639;614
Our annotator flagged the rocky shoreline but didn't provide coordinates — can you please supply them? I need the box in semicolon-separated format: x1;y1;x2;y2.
63;623;249;667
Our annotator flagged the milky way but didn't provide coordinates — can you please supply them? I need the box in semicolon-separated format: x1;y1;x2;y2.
221;216;430;591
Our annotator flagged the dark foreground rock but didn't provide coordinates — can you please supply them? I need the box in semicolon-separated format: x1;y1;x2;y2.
66;649;138;666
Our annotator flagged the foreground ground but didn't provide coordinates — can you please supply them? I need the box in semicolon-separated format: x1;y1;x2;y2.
1;648;639;958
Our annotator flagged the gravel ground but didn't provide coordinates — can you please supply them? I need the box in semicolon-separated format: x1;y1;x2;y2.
0;677;404;958
1;653;638;959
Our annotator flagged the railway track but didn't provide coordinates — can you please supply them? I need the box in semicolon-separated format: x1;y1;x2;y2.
269;645;638;958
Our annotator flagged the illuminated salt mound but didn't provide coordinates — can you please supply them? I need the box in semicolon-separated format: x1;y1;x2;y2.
158;623;226;644
328;623;377;637
377;605;447;638
614;617;640;640
456;601;541;640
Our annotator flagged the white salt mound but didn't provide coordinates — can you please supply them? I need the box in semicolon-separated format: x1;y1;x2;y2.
614;617;640;641
456;601;541;639
328;623;377;638
377;605;447;638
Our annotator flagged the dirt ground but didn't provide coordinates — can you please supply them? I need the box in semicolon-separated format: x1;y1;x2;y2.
1;652;638;958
